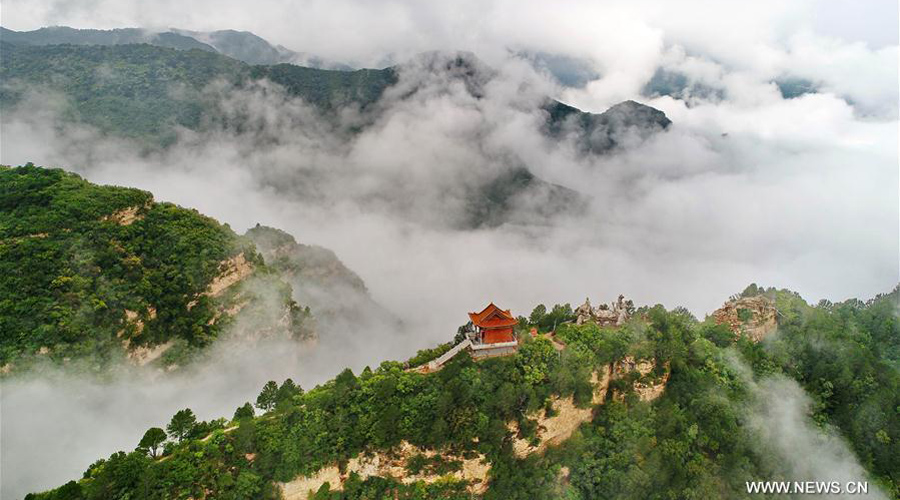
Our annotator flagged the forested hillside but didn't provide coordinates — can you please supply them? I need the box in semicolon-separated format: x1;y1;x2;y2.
0;165;319;372
0;26;351;68
27;285;899;499
0;40;668;150
0;26;217;52
0;42;249;145
245;225;397;328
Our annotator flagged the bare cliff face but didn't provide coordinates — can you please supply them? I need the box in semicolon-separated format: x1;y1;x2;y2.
712;295;778;342
280;442;491;499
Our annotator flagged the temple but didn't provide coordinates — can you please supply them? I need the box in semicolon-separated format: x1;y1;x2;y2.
463;302;519;359
419;302;520;372
468;303;517;344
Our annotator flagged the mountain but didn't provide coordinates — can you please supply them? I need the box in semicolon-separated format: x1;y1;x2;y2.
544;99;671;154
173;28;353;69
0;165;383;373
0;40;668;228
641;67;725;102
0;26;216;52
249;62;398;111
514;50;600;88
245;225;397;329
0;40;668;148
0;26;350;69
0;42;248;145
640;67;818;102
25;285;900;499
464;167;585;228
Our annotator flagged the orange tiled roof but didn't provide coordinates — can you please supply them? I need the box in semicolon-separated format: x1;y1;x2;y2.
468;302;516;328
477;316;518;328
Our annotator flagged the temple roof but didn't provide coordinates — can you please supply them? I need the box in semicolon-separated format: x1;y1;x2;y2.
476;316;518;328
469;302;517;328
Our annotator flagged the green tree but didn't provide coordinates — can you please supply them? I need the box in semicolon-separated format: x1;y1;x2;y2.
275;378;302;408
517;337;558;386
256;380;278;412
529;304;547;326
166;408;197;442
233;402;255;421
137;427;167;457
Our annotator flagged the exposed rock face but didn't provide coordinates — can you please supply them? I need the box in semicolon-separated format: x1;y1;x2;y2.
281;466;342;500
510;369;611;458
205;252;254;297
712;295;777;342
123;309;144;335
102;205;144;225
509;358;669;458
125;339;174;366
279;441;490;498
575;294;634;326
612;356;670;402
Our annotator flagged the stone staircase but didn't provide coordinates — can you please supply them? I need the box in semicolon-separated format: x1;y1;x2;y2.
427;339;472;370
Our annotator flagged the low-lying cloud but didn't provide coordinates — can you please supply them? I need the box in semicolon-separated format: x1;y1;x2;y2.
745;374;888;499
2;52;894;320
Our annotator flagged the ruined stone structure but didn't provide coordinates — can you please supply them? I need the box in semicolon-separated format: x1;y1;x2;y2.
575;294;634;326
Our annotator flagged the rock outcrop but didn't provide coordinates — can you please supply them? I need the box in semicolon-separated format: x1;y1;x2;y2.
575;294;634;326
102;205;144;225
279;441;490;498
712;295;777;342
245;225;397;330
205;252;254;297
509;369;611;457
612;356;670;402
509;358;669;458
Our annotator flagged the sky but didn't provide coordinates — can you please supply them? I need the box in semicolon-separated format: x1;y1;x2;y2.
0;0;898;497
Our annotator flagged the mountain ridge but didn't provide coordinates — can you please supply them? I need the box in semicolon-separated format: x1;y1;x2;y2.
0;25;351;69
0;40;670;228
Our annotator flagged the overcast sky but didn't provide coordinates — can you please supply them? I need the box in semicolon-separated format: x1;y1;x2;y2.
2;0;897;61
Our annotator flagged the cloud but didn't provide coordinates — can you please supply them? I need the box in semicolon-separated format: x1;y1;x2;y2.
0;330;412;499
2;0;897;113
745;375;889;499
1;46;895;319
